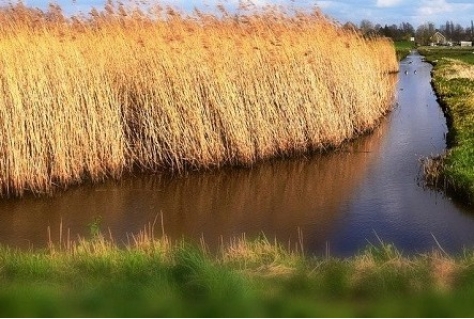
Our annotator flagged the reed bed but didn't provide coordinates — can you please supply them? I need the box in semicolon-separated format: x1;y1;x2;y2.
0;1;398;197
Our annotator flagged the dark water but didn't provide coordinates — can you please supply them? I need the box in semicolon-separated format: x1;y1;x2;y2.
1;51;474;255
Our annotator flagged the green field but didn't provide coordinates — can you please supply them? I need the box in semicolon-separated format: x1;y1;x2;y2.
419;46;474;203
420;46;474;64
2;235;474;317
394;41;415;61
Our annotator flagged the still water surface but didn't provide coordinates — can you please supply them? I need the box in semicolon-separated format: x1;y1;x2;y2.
1;51;474;255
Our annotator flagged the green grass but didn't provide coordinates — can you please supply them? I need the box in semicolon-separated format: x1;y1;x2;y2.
2;235;474;317
394;41;415;61
420;46;474;64
419;47;474;203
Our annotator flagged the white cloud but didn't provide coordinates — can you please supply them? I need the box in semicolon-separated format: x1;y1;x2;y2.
315;1;336;9
376;0;403;8
417;0;453;16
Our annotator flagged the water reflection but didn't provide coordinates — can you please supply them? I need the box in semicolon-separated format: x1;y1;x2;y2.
4;53;474;256
0;118;388;251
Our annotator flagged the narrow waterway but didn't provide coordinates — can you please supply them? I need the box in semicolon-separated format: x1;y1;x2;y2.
1;51;474;255
326;51;474;255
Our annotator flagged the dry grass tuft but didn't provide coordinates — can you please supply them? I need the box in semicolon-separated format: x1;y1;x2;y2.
0;1;398;197
439;58;474;80
219;234;300;274
429;252;459;292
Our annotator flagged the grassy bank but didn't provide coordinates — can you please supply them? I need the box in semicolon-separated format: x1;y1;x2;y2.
419;47;474;203
394;41;414;61
0;2;398;197
2;232;474;317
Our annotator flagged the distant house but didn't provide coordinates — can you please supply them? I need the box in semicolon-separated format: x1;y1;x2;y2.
460;41;473;47
430;32;446;46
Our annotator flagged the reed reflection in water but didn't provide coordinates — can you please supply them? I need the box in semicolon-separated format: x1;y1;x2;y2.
0;116;389;252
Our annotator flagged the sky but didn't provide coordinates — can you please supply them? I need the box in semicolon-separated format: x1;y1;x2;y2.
20;0;474;28
316;0;474;28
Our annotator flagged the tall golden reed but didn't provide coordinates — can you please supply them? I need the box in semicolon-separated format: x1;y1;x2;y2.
0;1;398;197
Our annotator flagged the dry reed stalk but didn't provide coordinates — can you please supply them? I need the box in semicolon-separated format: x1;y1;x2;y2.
0;1;398;197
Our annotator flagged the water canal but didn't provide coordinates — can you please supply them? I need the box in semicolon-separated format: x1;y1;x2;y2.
1;51;474;256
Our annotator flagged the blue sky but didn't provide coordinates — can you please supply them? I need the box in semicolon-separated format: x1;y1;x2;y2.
317;0;474;27
21;0;474;28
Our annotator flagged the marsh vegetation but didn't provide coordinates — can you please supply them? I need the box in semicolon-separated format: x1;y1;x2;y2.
6;3;471;317
420;47;474;204
2;230;474;317
0;1;398;197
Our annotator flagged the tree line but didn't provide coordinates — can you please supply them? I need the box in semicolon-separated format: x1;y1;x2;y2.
345;19;474;45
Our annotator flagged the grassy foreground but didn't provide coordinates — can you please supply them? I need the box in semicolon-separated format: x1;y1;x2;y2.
2;232;474;317
419;47;474;203
0;1;398;197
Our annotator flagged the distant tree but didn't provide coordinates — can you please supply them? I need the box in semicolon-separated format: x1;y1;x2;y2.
415;22;436;45
380;24;399;39
440;21;454;40
341;19;474;44
452;24;465;42
379;25;388;37
399;22;415;41
360;19;374;34
470;21;474;41
342;21;358;33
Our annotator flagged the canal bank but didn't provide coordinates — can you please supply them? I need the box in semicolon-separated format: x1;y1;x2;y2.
420;47;474;205
1;51;474;256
